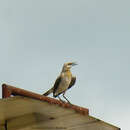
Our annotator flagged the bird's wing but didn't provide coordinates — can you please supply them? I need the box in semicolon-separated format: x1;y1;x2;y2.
53;76;62;95
68;76;76;89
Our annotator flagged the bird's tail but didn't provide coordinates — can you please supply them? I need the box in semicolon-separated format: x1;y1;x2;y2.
43;87;54;96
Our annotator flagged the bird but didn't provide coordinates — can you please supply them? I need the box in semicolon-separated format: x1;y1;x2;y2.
43;62;77;104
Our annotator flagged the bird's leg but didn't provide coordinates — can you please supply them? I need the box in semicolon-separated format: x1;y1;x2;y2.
58;96;65;103
62;92;71;104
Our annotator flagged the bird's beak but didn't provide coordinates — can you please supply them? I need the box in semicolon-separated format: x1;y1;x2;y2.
71;62;78;66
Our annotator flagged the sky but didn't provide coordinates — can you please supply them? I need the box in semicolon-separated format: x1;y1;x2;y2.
0;0;130;129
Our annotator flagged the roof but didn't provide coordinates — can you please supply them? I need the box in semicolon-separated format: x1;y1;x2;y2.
0;84;120;130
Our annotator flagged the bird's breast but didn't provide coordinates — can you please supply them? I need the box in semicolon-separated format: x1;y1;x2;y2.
64;76;70;82
62;71;71;81
54;72;72;96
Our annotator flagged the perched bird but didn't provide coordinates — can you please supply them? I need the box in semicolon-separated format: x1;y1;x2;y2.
43;62;77;103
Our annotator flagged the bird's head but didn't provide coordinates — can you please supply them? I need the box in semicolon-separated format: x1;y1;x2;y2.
62;62;77;72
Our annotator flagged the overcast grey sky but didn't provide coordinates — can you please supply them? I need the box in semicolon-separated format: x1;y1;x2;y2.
0;0;130;129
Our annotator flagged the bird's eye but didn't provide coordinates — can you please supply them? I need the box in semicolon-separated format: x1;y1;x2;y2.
67;65;71;68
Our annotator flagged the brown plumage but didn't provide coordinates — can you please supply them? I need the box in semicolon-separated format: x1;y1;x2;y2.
43;62;77;103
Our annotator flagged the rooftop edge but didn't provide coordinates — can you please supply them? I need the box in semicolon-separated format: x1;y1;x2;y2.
2;83;89;115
